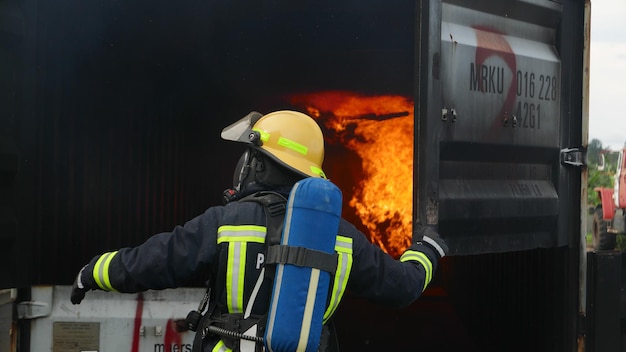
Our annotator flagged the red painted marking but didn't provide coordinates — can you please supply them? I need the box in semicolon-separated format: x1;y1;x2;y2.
473;26;517;140
164;318;183;349
131;292;144;352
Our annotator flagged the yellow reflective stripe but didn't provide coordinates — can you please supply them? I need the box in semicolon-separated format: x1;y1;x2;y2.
252;128;270;142
400;250;433;291
310;166;327;179
212;340;232;352
251;129;309;156
217;225;267;313
252;128;309;155
323;236;353;323
224;241;246;313
217;225;266;243
334;236;353;253
278;136;308;155
218;225;266;233
92;251;118;292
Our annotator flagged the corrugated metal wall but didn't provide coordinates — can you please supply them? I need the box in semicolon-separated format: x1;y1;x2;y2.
3;0;416;287
0;0;23;288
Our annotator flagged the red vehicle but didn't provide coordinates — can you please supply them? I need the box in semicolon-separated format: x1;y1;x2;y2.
593;148;626;250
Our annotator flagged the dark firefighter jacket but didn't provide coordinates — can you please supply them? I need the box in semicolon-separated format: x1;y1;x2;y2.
78;197;440;351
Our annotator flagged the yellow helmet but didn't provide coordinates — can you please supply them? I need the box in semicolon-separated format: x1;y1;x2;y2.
221;110;326;179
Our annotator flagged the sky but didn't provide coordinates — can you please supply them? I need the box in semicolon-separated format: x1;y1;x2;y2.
589;0;626;150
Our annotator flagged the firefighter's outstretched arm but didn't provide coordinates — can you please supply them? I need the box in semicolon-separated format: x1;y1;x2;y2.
69;207;224;305
344;220;448;308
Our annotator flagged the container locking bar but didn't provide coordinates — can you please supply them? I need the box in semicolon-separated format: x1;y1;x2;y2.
17;300;51;319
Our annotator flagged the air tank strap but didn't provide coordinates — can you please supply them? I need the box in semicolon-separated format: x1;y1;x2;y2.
266;245;339;273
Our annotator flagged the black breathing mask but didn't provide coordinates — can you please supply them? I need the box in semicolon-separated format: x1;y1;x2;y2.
222;149;261;204
222;148;304;204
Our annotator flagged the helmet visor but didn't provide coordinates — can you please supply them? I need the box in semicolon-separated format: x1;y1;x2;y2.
221;111;264;144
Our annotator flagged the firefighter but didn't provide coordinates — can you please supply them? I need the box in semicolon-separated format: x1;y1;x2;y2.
70;110;448;352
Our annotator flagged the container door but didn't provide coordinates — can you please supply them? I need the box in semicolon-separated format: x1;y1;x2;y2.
26;286;200;352
416;0;585;255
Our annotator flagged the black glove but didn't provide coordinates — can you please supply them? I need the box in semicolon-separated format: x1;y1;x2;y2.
414;225;449;259
71;265;89;305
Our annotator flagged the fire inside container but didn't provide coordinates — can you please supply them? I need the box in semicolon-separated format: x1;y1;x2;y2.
289;91;414;258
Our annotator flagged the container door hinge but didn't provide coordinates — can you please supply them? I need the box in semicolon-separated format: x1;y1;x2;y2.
576;313;586;336
17;300;51;319
560;147;587;168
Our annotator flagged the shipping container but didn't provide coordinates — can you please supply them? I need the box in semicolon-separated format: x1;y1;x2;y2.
1;286;200;351
2;0;618;351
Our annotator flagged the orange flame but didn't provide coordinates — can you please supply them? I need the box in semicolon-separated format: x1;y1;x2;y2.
289;91;413;257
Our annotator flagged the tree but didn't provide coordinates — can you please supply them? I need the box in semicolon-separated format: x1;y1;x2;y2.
587;138;603;166
586;138;616;207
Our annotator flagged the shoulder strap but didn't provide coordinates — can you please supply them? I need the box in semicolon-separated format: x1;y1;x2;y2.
193;192;288;352
239;191;287;246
